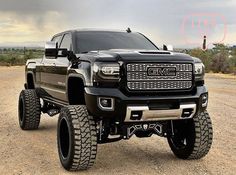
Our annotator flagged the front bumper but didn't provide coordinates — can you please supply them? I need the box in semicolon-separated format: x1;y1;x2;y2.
84;86;208;122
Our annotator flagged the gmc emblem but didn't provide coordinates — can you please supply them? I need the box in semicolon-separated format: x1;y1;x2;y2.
147;67;176;76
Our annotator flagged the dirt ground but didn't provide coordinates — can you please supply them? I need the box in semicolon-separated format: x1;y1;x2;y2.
0;66;235;175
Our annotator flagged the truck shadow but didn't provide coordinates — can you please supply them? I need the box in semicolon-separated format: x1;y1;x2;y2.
37;118;58;132
91;137;191;173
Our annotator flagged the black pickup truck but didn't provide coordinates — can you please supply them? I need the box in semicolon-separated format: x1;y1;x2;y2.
18;29;213;171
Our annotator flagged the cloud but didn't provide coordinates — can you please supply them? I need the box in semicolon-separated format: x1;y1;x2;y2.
0;0;235;47
0;11;66;43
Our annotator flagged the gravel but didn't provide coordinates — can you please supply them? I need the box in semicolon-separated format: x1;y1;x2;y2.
0;67;235;175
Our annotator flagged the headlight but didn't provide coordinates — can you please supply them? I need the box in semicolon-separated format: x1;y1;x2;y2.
101;65;120;76
93;62;120;81
194;62;205;81
194;63;205;75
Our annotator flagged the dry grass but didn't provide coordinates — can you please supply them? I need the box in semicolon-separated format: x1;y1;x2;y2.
206;73;236;79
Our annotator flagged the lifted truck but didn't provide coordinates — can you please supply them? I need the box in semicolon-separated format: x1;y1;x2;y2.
18;29;213;171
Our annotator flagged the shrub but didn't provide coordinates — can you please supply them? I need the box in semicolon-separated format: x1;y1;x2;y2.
210;52;231;73
188;48;213;72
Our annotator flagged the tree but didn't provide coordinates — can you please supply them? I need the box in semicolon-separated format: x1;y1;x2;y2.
24;50;33;61
211;45;230;73
211;53;226;73
188;48;213;72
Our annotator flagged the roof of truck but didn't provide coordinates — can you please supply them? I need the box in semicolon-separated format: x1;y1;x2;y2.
53;28;133;38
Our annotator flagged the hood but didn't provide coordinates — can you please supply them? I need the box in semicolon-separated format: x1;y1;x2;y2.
80;49;198;63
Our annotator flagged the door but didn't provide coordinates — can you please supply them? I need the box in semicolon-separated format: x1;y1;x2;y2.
39;34;69;103
52;33;72;102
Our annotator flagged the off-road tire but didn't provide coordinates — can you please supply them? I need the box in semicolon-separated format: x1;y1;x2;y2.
18;89;41;130
167;110;213;159
57;105;97;171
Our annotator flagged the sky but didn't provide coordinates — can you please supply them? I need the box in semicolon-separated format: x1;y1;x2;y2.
0;0;235;48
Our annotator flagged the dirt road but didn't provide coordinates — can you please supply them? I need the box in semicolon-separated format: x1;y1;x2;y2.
0;66;235;175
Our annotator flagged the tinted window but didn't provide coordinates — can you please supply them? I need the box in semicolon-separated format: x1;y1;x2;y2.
75;31;158;53
60;34;72;50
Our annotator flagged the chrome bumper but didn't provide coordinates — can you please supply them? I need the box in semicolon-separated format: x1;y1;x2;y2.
125;103;196;122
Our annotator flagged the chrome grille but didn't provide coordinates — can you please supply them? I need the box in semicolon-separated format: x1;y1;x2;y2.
126;63;193;90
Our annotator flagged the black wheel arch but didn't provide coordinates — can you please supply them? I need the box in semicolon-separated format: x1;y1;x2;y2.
26;71;35;89
67;75;86;105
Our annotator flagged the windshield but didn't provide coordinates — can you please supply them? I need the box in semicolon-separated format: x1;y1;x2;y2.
75;31;158;53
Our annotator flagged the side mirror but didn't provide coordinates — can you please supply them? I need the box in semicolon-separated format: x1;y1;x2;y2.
58;48;69;57
45;41;70;58
163;44;174;51
45;41;58;58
